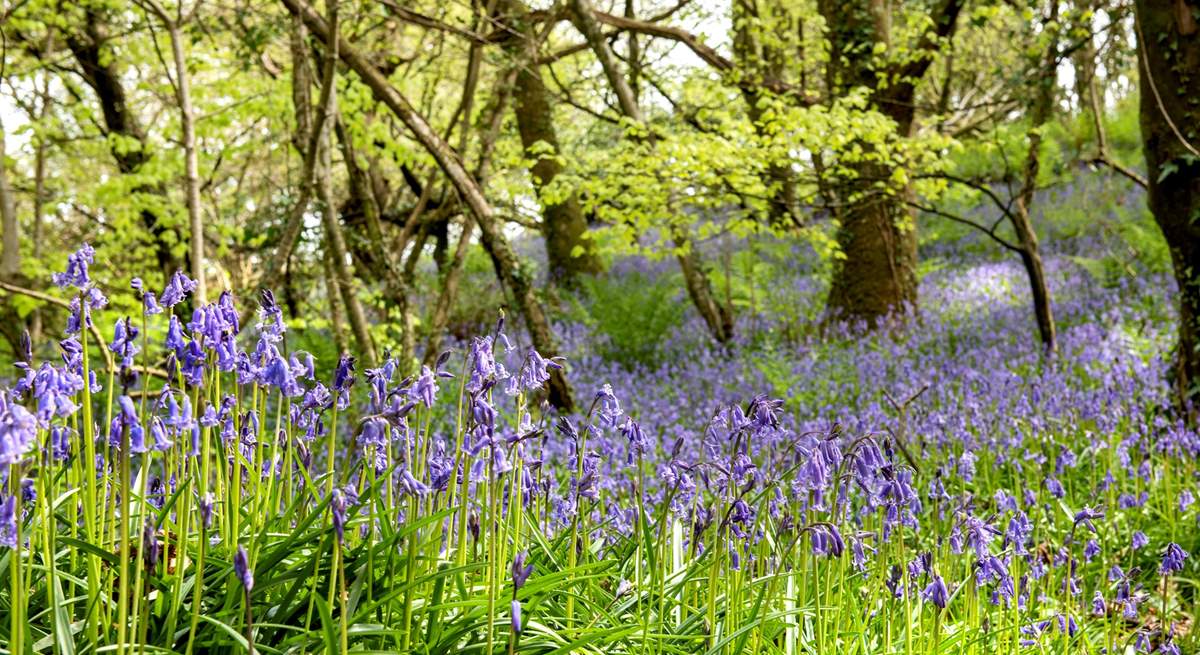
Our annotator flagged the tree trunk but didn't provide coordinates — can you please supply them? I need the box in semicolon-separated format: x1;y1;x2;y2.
819;0;963;325
569;0;734;343
162;15;207;304
1135;0;1200;409
733;0;802;229
313;5;377;368
500;1;604;285
1010;6;1059;354
0;120;19;281
323;245;349;357
674;230;733;343
424;218;475;366
281;0;574;410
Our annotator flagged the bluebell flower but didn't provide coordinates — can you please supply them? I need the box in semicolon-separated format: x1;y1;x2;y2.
412;366;438;408
1161;542;1188;575
1132;530;1149;550
594;384;622;426
234;545;253;591
511;598;523;634
620;417;648;464
52;243;95;289
0;396;37;465
0;495;16;548
160;270;197;308
922;574;949;609
511;551;533;589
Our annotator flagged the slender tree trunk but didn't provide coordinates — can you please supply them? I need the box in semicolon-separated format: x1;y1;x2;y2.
314;5;376;368
1135;0;1200;409
281;0;574;409
500;0;603;285
140;0;209;303
733;0;802;229
1010;6;1059;354
0;120;19;281
323;246;348;357
570;0;733;342
245;14;334;326
424;218;475;366
674;230;733;343
334;116;414;366
167;20;207;303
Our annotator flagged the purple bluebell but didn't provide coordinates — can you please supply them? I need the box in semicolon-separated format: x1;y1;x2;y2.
0;396;37;465
1161;542;1188;575
52;243;95;289
0;496;16;548
922;574;949;609
234;545;253;591
160;270;197;308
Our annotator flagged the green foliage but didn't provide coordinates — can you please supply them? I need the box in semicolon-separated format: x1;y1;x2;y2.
569;268;688;369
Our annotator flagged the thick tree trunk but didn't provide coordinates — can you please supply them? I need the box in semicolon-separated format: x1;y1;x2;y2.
824;176;918;324
1136;0;1200;408
281;0;574;410
819;0;962;325
500;1;604;285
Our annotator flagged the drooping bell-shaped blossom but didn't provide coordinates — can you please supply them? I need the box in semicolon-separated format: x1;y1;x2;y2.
53;243;95;289
1132;530;1150;550
160;270;197;308
256;289;286;343
594;384;622;427
110;317;141;371
234;545;254;592
922;574;949;609
1161;542;1188;575
620;417;648;464
332;354;355;410
0;495;16;548
0;396;37;465
507;347;562;395
412;366;438;408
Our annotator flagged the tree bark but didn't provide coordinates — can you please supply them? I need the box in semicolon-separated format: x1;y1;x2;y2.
1135;0;1200;409
0;119;19;281
313;3;376;368
674;230;733;343
819;0;963;325
280;0;575;410
423;217;475;366
732;0;802;229
143;1;207;303
1011;5;1059;354
500;0;604;285
568;0;734;343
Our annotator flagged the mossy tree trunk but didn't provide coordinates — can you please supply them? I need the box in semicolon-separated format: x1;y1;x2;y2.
1136;0;1200;409
819;0;963;325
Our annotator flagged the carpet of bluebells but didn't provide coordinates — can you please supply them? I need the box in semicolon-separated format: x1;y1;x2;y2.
2;185;1199;654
